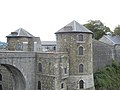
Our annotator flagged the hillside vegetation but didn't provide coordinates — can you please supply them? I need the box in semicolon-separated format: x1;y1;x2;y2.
94;60;120;90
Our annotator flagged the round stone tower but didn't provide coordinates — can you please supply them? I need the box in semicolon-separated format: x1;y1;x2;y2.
55;20;94;90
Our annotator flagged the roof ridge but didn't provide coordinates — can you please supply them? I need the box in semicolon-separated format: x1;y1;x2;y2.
105;35;116;45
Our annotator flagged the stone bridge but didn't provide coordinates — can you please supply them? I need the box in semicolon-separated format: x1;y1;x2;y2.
0;51;36;90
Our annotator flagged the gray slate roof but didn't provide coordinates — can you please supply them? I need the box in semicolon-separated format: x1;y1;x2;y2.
55;20;92;34
104;35;120;45
6;28;34;37
41;41;56;46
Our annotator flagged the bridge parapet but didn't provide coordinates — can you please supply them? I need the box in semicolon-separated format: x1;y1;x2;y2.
0;51;36;90
0;51;35;58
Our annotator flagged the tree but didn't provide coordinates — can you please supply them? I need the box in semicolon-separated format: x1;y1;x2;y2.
94;60;120;90
114;25;120;35
84;20;111;40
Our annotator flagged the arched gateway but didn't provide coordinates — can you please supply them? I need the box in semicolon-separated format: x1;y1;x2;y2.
0;51;36;90
0;21;95;90
0;64;26;90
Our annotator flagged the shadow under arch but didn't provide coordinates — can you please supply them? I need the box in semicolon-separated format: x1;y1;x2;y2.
2;64;26;90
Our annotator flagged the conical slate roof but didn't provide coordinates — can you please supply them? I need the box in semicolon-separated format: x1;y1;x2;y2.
55;20;93;34
6;28;34;37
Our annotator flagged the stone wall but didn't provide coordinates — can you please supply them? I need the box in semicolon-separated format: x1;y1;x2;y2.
0;51;36;90
36;52;69;90
56;33;93;75
7;37;34;51
93;40;113;72
0;65;13;90
67;75;94;90
56;32;95;90
115;45;120;61
37;75;55;90
2;37;120;90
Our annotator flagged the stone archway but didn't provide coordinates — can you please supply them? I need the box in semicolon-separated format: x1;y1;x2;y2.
1;64;26;90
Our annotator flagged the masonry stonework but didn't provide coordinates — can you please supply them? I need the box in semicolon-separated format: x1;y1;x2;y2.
0;65;13;90
0;20;96;90
55;21;94;90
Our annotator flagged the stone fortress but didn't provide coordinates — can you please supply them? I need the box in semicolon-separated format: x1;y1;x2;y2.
0;20;119;90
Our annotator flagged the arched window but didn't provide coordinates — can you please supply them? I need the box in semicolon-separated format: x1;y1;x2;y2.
64;68;67;74
61;83;64;89
0;74;2;90
38;63;42;72
0;85;2;90
78;34;83;41
79;80;84;89
78;46;83;55
0;74;2;81
79;64;83;73
38;81;41;90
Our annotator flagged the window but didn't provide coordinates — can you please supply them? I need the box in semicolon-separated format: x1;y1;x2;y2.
46;46;49;50
78;34;83;41
53;46;56;50
23;42;28;51
64;68;67;74
0;85;2;90
61;83;64;89
16;43;22;50
38;63;42;72
79;64;83;73
0;74;2;81
38;81;41;90
78;46;83;55
79;80;84;89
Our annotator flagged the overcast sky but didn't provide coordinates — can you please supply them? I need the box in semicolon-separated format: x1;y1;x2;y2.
0;0;120;42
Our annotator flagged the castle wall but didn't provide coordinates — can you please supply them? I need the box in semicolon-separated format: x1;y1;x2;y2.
67;74;94;90
36;52;69;90
115;45;120;61
93;40;113;72
0;51;36;90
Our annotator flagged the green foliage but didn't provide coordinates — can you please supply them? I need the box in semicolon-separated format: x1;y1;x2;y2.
114;25;120;35
94;60;120;90
84;20;111;40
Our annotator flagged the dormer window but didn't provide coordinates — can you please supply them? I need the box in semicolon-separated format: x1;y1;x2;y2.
11;32;18;35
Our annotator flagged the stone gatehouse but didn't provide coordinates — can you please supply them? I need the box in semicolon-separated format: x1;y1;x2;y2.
0;20;95;90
